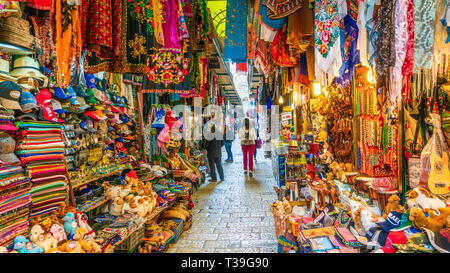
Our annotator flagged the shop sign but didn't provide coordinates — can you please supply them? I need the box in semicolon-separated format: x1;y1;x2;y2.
281;112;292;121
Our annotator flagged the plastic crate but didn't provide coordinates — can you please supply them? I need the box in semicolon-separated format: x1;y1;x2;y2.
170;218;184;244
114;225;145;252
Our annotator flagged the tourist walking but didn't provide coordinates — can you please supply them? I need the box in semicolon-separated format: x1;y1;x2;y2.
239;117;257;177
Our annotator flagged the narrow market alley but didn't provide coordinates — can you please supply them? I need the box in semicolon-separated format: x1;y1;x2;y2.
169;142;278;253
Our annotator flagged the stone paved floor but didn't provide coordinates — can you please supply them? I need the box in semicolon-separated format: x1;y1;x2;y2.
168;142;278;253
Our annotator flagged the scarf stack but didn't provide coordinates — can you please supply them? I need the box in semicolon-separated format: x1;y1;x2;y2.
0;162;31;249
14;121;68;219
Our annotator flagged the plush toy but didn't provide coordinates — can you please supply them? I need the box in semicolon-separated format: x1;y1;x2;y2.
0;246;8;253
409;207;446;232
72;228;101;253
353;206;364;234
29;224;58;252
63;212;79;239
128;196;147;217
57;240;84;253
109;196;124;216
407;188;446;211
13;236;43;253
76;212;95;240
382;195;404;218
49;223;67;242
428;207;450;228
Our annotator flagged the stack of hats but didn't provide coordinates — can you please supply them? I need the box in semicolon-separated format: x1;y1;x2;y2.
0;132;31;249
14;121;67;218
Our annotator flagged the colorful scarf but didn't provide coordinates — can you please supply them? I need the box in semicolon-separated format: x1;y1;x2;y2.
263;0;303;19
413;0;437;71
314;0;341;59
224;0;248;63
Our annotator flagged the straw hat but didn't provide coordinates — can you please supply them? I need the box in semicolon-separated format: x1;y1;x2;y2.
0;59;16;82
0;16;35;49
10;56;47;82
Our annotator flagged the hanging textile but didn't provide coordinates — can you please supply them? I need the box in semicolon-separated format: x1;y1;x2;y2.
364;0;377;66
236;63;248;73
413;0;437;72
161;0;185;52
373;0;396;84
30;16;52;67
314;0;345;84
247;24;257;60
51;0;82;87
286;6;314;53
402;0;414;77
271;28;297;67
224;0;248;63
255;39;269;78
263;0;303;19
142;51;192;94
256;0;285;31
81;0;121;60
335;0;359;88
442;0;450;44
152;0;165;46
390;0;409;104
356;0;368;67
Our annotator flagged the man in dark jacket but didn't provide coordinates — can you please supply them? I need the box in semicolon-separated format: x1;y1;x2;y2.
206;124;224;182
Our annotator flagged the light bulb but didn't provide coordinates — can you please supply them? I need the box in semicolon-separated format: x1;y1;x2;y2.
367;67;375;85
313;82;321;96
278;96;284;104
293;91;298;102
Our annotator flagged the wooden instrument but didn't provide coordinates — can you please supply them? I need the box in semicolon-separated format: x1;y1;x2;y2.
428;136;450;195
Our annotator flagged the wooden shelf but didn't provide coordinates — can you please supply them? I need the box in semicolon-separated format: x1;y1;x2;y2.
72;168;124;189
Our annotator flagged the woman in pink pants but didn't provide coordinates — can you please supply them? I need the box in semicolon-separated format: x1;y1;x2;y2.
239;118;257;177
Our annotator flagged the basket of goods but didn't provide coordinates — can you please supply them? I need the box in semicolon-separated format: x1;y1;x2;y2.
114;225;145;252
0;16;35;49
270;199;291;238
160;218;184;244
288;214;315;237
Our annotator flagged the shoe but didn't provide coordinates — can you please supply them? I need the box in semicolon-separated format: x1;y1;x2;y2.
219;179;224;182
209;179;217;183
249;171;253;177
244;171;248;175
225;159;232;163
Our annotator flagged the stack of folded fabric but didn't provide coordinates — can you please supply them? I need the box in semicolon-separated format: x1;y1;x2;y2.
14;121;68;218
0;132;31;249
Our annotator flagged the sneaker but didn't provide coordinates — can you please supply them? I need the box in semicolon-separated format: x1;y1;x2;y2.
249;171;253;177
244;170;248;175
225;159;232;163
209;179;217;183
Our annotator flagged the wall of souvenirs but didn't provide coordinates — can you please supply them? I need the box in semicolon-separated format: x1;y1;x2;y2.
0;0;222;253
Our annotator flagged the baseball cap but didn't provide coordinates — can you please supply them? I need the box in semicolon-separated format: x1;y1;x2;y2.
76;97;90;110
0;132;20;163
423;228;450;253
72;85;90;98
85;88;98;104
35;88;52;106
0;81;22;110
17;113;37;121
50;99;68;114
53;87;71;100
114;96;124;107
377;211;403;232
66;86;80;106
365;227;388;247
93;88;112;104
390;212;413;232
39;105;64;123
84;73;96;89
19;90;39;112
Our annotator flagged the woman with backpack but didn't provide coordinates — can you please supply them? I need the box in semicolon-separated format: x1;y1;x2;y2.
239;117;257;177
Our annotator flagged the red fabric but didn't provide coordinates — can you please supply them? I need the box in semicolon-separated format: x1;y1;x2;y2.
402;0;414;77
236;63;248;73
381;231;408;253
27;0;51;10
241;144;255;171
271;28;297;67
247;24;257;60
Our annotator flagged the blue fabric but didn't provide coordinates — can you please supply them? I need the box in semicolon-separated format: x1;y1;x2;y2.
335;14;360;88
258;0;285;30
84;73;97;89
224;0;248;63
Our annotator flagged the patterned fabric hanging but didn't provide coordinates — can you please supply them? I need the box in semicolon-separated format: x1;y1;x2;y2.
373;0;396;84
224;0;248;63
256;0;285;31
402;0;414;77
413;0;437;72
335;0;359;88
314;0;341;59
247;23;257;60
142;51;192;94
271;28;297;67
263;0;303;19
